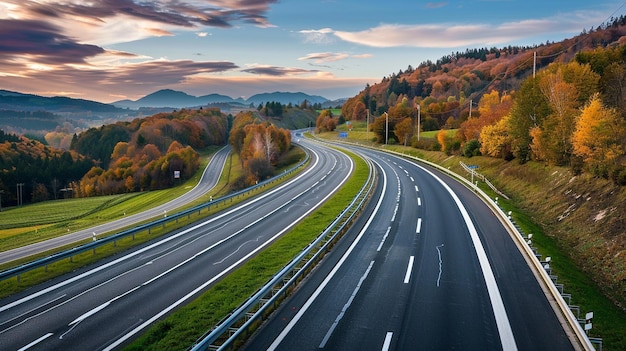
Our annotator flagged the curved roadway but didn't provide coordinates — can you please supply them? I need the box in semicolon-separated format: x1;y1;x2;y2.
242;145;575;351
0;140;353;351
0;146;232;265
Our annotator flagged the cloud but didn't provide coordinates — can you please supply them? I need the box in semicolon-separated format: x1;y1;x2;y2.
298;52;349;63
241;64;320;76
3;0;278;46
0;19;105;64
299;28;336;44
298;52;373;64
321;10;606;48
425;2;447;9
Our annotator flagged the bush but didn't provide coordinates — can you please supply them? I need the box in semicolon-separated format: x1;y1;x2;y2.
462;139;481;157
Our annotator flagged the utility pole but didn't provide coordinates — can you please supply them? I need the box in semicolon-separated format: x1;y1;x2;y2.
416;104;421;142
469;99;473;119
384;112;389;145
0;190;3;212
366;110;369;141
533;51;537;78
17;183;24;206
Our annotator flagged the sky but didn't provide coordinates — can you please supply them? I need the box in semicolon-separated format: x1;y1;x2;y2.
0;1;624;103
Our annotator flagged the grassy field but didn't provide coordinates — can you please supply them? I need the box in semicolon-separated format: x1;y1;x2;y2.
0;147;223;253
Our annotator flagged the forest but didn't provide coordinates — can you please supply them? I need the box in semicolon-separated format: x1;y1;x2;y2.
0;108;229;205
342;15;626;184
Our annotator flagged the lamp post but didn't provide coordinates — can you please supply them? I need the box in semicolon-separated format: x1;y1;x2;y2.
366;110;369;141
384;112;389;145
416;104;421;142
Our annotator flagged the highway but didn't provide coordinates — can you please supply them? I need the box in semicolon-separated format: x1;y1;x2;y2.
0;140;354;351
0;145;232;265
241;146;576;351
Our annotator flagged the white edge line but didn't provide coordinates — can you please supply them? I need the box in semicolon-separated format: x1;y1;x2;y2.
266;158;388;351
103;150;355;351
17;332;54;351
412;161;518;350
1;148;324;314
382;331;393;351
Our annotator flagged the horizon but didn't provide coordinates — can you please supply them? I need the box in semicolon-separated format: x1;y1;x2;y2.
0;1;623;103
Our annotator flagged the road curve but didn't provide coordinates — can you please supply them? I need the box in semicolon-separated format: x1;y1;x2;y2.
241;145;575;351
0;145;231;265
0;140;354;351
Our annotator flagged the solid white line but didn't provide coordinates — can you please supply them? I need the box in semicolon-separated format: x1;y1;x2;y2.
382;331;393;351
1;148;325;314
17;333;53;351
404;256;415;284
266;158;388;351
319;260;375;348
104;151;355;351
411;161;518;350
416;218;422;234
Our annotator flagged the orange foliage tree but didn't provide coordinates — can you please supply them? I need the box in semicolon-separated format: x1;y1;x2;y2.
572;94;625;178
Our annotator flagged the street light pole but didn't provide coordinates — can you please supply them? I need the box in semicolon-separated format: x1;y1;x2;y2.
366;110;369;141
417;104;421;142
385;112;389;145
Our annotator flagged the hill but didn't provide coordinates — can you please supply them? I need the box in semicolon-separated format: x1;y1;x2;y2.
0;90;128;114
113;89;244;109
337;15;626;344
341;16;626;124
113;89;329;109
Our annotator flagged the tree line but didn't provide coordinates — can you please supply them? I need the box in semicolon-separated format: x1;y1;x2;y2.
0;108;230;205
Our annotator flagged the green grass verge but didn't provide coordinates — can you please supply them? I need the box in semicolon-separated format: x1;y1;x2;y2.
125;150;368;350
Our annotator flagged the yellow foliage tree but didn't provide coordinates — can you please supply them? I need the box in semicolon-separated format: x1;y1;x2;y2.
572;94;625;177
480;115;513;158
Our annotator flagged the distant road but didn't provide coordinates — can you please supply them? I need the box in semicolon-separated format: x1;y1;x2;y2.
0;145;231;265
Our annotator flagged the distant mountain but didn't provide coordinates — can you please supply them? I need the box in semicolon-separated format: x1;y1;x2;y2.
113;89;329;109
0;90;127;115
245;91;328;106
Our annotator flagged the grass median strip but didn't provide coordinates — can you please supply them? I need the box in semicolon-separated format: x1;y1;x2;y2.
125;150;368;351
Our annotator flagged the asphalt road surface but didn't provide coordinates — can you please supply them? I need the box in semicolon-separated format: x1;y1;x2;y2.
0;140;354;351
241;146;575;351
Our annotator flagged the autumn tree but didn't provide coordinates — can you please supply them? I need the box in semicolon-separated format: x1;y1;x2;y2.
394;117;414;145
316;110;337;132
508;76;550;163
480;114;513;159
572;94;625;179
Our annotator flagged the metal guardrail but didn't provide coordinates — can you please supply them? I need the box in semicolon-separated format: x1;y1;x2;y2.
189;155;376;351
0;151;311;282
393;152;594;350
303;138;596;350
